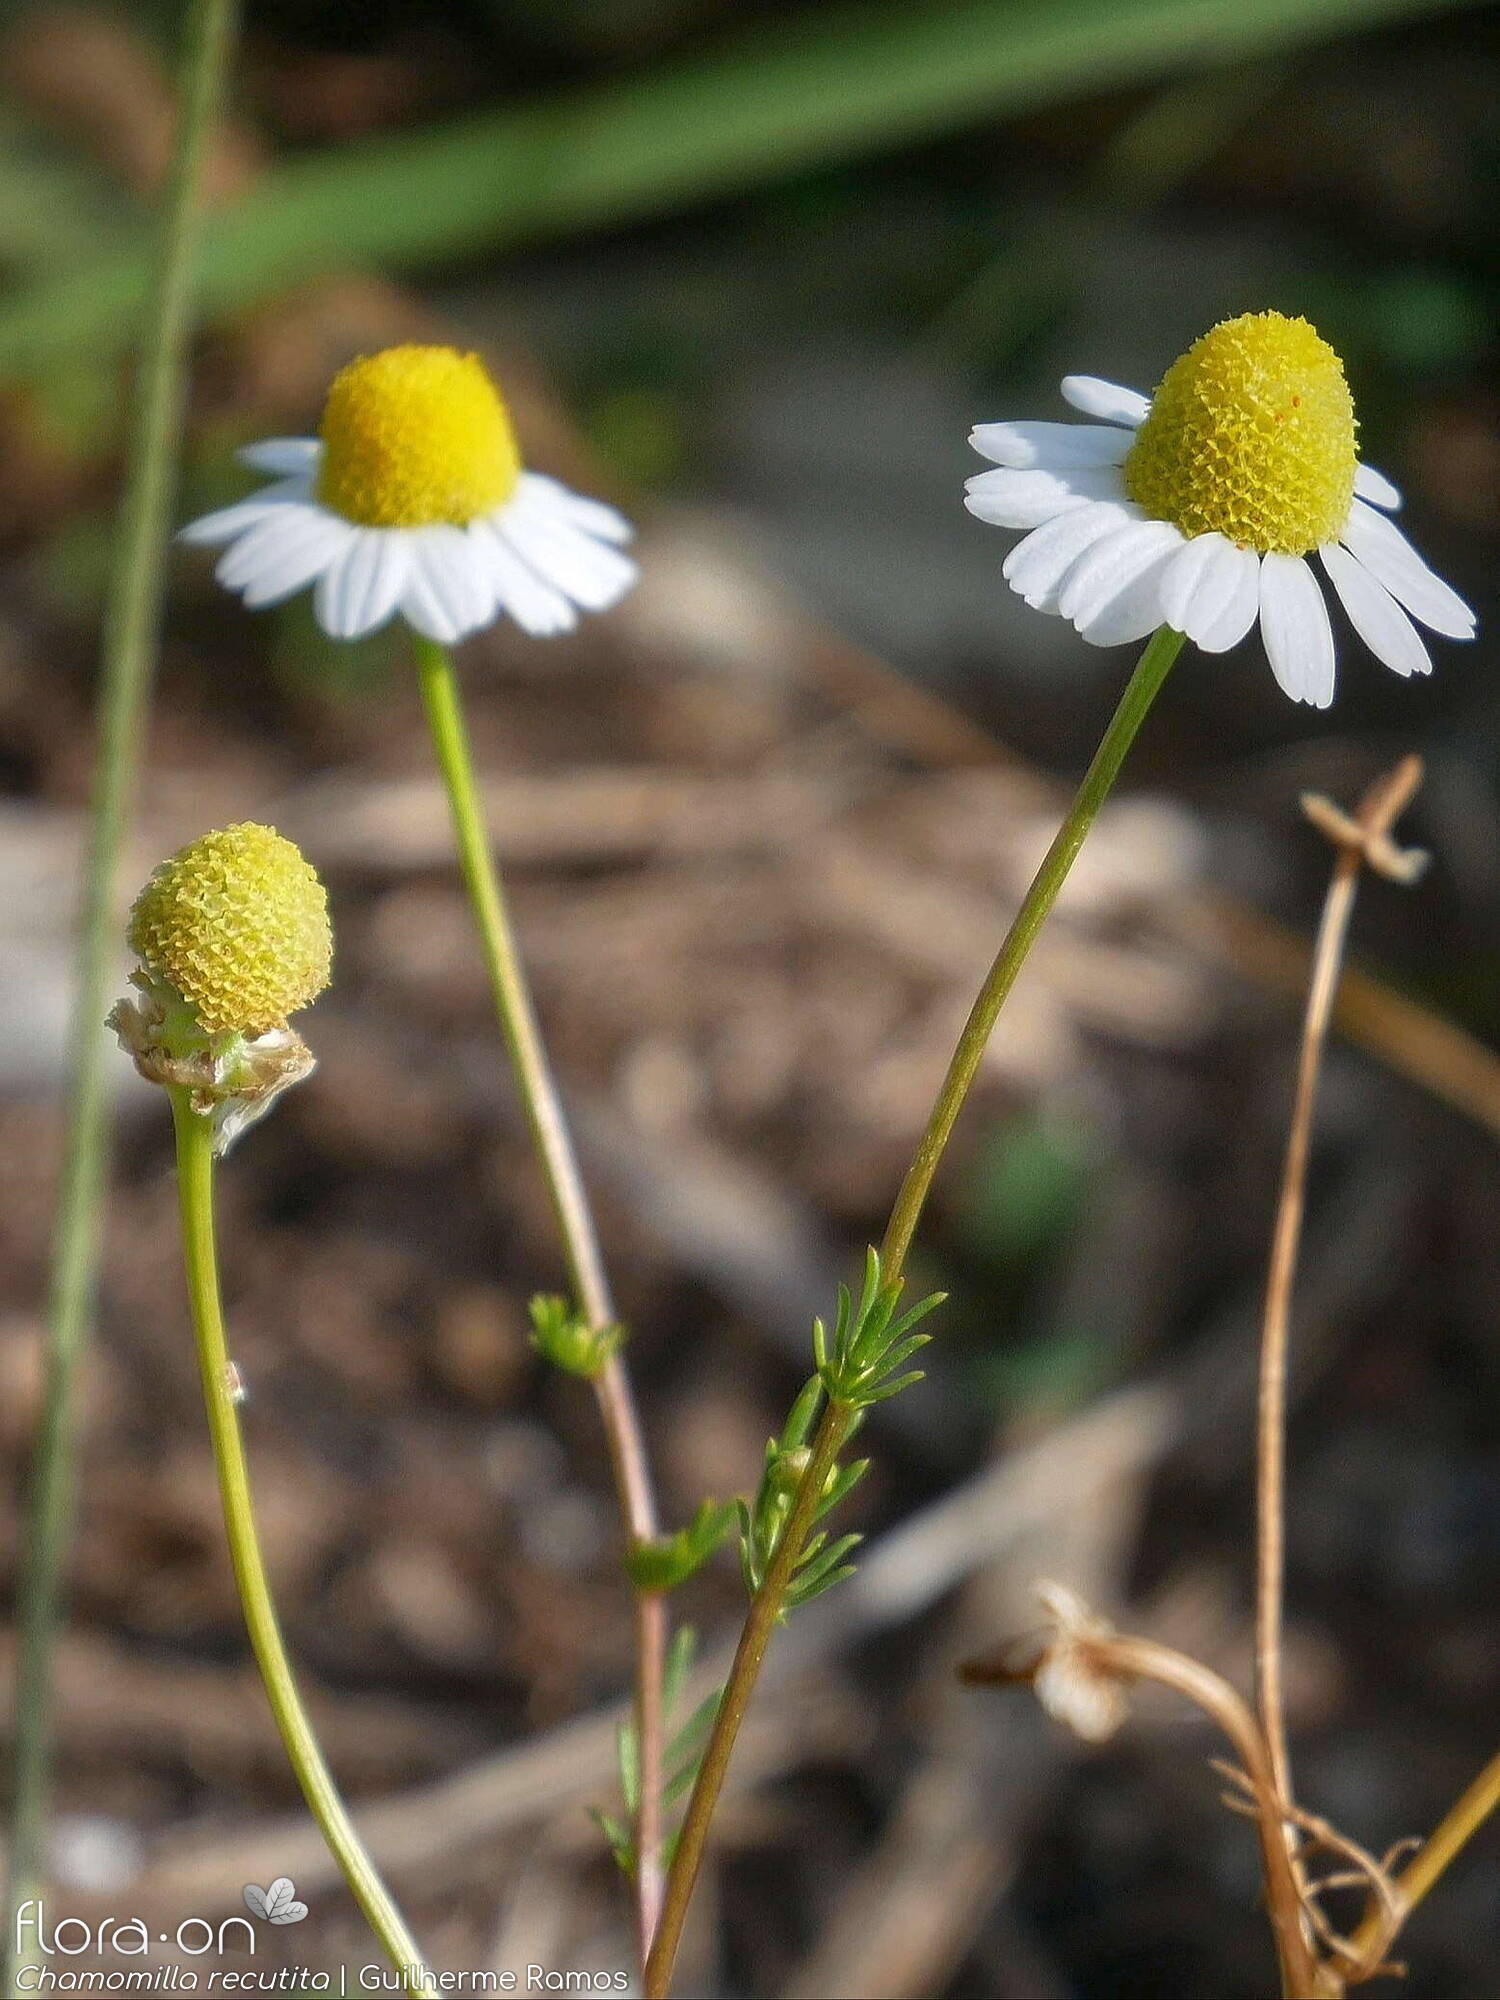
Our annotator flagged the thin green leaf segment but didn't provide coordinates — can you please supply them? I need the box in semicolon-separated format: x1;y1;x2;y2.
529;1292;626;1380
815;1246;946;1406
737;1249;942;1613
626;1499;738;1594
597;1627;725;1879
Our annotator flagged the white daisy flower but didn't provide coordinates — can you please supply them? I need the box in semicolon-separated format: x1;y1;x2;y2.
181;344;637;645
965;311;1476;709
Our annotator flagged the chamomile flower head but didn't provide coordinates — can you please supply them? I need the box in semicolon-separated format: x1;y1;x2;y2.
965;311;1476;707
113;825;330;1149
127;822;331;1037
181;344;637;645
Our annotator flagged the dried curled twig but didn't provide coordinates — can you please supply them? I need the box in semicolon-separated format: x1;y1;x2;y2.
964;1580;1421;1999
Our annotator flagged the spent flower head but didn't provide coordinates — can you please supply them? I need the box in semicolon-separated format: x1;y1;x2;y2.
181;344;637;645
128;821;330;1037
1027;1582;1130;1745
965;310;1475;707
112;823;331;1150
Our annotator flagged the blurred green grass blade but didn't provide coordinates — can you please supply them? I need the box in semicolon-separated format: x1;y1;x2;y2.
0;111;132;275
0;0;1479;373
1;0;240;1985
922;58;1288;365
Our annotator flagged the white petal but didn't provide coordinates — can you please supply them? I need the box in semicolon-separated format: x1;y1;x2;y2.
1260;553;1336;709
214;504;344;588
964;464;1126;530
1320;544;1431;679
312;543;353;639
473;521;578;637
1075;544;1181;647
520;472;634;546
1339;500;1475;640
449;536;506;631
968;421;1133;470
399;527;497;644
1059;377;1151;427
224;508;356;609
1157;533;1259;653
399;558;462;644
498;493;639;614
236;438;322;476
179;479;312;546
1058;519;1181;630
1194;545;1262;654
314;531;389;641
1354;462;1401;511
311;530;409;640
358;533;412;633
1002;501;1135;613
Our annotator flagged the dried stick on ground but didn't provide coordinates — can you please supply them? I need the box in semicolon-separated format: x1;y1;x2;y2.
1192;895;1500;1141
104;1671;866;1913
1254;759;1427;1816
959;761;1434;2000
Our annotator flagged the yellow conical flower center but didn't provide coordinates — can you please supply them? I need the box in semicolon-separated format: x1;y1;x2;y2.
1123;312;1357;555
316;345;522;528
128;823;332;1037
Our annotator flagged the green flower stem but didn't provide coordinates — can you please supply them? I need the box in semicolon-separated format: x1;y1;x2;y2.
880;621;1185;1283
644;1398;852;1998
1350;1743;1500;1965
168;1090;434;1995
1;0;239;1983
644;623;1186;1997
411;635;667;1959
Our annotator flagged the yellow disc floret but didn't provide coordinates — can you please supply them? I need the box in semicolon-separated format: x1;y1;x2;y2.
1124;311;1357;555
316;344;522;528
128;824;332;1037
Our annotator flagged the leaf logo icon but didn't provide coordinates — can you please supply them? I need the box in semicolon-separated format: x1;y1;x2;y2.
243;1877;309;1925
